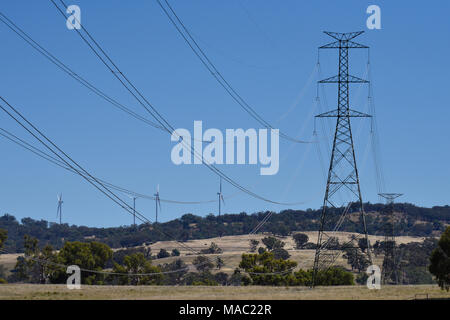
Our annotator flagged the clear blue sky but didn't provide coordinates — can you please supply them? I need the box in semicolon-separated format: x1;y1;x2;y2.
0;1;449;227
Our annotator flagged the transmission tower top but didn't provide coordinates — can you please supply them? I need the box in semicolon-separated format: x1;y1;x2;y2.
379;193;403;205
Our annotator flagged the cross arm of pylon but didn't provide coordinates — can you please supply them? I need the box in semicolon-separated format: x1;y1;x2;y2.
319;75;369;83
323;31;365;41
320;40;369;49
315;109;372;118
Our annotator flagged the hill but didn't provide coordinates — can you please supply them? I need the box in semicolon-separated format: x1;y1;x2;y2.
0;202;448;252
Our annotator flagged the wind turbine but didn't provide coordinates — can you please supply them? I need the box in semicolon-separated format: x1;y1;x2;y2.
217;178;225;216
154;185;161;223
56;193;63;224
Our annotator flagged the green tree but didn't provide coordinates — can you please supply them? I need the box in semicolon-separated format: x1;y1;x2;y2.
272;248;290;260
249;239;259;252
171;248;180;256
192;255;214;273
55;241;112;284
160;259;188;285
0;229;7;250
429;226;450;291
314;267;354;286
358;238;368;252
293;233;309;249
12;236;58;284
0;229;7;283
261;236;285;251
216;257;225;270
239;251;297;286
112;252;161;285
157;248;170;259
201;242;223;254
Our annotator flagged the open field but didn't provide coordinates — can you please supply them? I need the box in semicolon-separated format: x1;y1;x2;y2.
144;232;424;273
0;284;448;300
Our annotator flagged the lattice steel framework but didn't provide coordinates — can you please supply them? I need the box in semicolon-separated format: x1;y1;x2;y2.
379;193;402;284
312;31;372;286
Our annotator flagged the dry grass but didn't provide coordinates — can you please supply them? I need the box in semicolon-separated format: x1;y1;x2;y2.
0;284;448;300
0;232;425;276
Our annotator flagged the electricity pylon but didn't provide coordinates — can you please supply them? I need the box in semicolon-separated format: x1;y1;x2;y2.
312;31;372;286
379;193;403;284
57;193;63;224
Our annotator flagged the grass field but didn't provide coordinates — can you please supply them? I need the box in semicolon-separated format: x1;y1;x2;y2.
0;284;448;300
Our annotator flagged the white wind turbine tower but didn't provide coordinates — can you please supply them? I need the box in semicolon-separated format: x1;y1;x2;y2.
56;193;63;224
154;185;161;223
217;178;225;216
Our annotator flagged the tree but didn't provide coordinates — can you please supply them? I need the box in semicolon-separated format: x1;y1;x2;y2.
56;241;112;284
261;236;285;251
157;248;170;259
0;229;7;283
216;257;225;270
159;259;188;285
0;229;6;250
171;248;180;257
343;247;370;273
272;248;290;260
249;239;259;252
314;267;354;286
12;236;58;284
239;251;297;286
112;252;161;285
214;272;228;285
293;233;309;249
192;255;214;273
429;226;450;291
358;238;368;252
200;242;223;254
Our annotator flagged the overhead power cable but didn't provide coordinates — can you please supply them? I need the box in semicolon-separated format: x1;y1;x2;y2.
49;0;305;206
0;11;164;132
0;95;303;276
0;96;222;269
0;127;220;205
156;0;311;144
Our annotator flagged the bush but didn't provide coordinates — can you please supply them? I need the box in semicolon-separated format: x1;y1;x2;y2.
293;233;309;249
429;226;450;291
156;249;170;259
272;248;290;260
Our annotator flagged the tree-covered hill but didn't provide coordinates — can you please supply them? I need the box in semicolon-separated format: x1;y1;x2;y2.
0;202;448;253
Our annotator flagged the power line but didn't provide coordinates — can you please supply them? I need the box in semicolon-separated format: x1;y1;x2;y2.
0;96;222;266
156;0;311;144
49;0;305;206
0;127;220;205
0;11;164;132
0;96;301;276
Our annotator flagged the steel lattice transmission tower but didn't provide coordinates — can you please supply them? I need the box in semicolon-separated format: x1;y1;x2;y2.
379;193;403;284
312;31;373;286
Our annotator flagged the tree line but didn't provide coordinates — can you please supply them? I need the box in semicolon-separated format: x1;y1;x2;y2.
1;202;448;253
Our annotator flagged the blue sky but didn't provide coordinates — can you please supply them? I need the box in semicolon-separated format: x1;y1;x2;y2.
0;0;449;227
